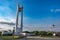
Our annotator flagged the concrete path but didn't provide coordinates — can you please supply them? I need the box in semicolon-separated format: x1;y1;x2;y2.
18;38;60;40
17;36;60;40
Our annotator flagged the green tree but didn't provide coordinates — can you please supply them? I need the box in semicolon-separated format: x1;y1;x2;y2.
33;31;39;35
38;31;47;36
47;32;53;36
0;32;2;36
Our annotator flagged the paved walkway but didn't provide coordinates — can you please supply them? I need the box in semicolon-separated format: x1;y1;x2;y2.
17;36;60;40
18;38;60;40
26;36;60;39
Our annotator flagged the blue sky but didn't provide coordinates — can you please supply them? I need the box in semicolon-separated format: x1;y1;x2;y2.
0;0;60;31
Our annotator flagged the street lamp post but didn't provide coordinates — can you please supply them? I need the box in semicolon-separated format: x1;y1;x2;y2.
52;24;56;37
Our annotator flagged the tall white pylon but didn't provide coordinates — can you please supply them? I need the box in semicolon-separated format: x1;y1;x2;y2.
14;0;23;35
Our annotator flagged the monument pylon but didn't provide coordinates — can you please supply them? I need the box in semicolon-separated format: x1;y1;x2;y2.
15;0;23;35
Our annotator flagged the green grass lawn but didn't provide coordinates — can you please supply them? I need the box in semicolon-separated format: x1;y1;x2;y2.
0;36;60;40
0;36;24;40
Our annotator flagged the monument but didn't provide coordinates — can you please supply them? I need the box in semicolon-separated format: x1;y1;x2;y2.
14;0;23;35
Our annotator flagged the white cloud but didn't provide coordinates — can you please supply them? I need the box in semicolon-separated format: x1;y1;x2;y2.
0;17;15;30
0;24;14;31
0;6;16;30
50;9;54;12
55;9;60;13
50;9;60;13
23;16;60;31
0;0;22;30
0;14;29;31
0;17;15;23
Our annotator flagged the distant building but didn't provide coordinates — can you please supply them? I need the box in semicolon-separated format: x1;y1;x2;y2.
22;31;35;36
